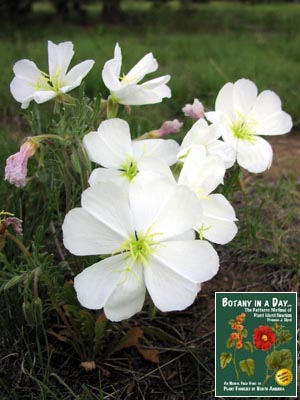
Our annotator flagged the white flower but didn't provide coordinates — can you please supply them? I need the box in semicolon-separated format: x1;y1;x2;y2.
206;78;293;173
178;119;235;168
83;118;179;186
102;43;171;105
10;41;94;109
62;172;219;321
178;147;238;245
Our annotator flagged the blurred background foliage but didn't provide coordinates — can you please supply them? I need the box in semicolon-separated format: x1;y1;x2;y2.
0;1;299;398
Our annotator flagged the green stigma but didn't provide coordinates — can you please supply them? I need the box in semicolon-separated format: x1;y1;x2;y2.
114;230;159;265
119;157;138;181
231;118;256;143
197;224;211;240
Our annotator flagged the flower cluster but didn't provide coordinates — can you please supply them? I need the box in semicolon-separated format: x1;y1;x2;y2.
229;312;246;349
5;40;293;322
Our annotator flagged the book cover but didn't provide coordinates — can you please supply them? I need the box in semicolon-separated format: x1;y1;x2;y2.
215;292;297;397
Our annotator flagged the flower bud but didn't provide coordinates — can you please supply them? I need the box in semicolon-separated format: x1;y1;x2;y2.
148;119;183;138
182;98;205;120
5;138;38;187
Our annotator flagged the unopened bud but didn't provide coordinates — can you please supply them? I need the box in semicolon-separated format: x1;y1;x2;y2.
148;119;183;138
182;98;205;120
5;138;38;188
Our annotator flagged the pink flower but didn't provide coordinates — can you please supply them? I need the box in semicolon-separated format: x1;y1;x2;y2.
182;98;205;120
5;139;37;188
149;119;183;138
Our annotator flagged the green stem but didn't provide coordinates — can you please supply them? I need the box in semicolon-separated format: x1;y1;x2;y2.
149;301;157;321
5;231;34;267
233;347;240;380
106;95;119;118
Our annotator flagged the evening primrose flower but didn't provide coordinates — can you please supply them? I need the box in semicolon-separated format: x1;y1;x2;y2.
102;43;171;106
206;78;293;173
178;147;238;245
5;139;38;187
10;41;94;109
178;119;235;168
62;172;219;321
83;118;179;186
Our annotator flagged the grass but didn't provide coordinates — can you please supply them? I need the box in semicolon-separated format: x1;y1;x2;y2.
0;2;299;399
1;1;300;126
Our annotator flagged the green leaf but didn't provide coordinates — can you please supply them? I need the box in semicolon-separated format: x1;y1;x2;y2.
265;349;292;370
243;341;254;352
240;328;248;338
0;273;26;292
239;359;255;377
94;313;107;354
220;352;232;369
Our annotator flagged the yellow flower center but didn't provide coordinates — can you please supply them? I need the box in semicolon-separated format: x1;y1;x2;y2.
261;334;268;342
119;157;138;181
114;230;159;265
231;114;257;143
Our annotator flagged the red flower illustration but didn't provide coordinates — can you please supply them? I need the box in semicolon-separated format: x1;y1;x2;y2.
253;325;275;351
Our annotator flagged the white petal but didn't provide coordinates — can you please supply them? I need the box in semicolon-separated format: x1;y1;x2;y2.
33;90;57;104
10;77;35;106
215;82;235;120
48;40;74;80
201;217;238;245
206;140;236;169
252;90;282;119
62;60;95;92
102;59;122;91
88;168;126;187
125;52;158;83
255;110;293;136
62;208;124;255
83;118;133;167
114;42;122;63
140;75;170;90
171;230;196;241
13;59;41;81
201;194;237;221
129;172;202;241
105;264;146;321
205;111;221;124
148;83;171;100
133;138;179;165
137;157;175;182
233;78;258;115
199;194;238;244
236;136;273;173
180;119;220;154
112;84;166;105
74;254;125;309
144;256;200;312
153;240;219;283
81;182;133;239
179;148;225;196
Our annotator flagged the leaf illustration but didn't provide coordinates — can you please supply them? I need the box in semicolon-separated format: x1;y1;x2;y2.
226;338;235;348
243;341;254;352
239;359;255;376
220;352;232;368
265;349;292;370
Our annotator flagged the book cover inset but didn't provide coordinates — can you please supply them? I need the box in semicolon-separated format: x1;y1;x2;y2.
215;292;297;397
